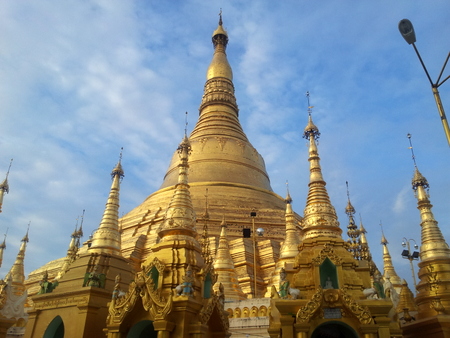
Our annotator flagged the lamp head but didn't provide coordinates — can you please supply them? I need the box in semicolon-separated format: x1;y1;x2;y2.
399;19;416;45
402;241;406;247
256;228;264;236
401;249;409;258
414;243;419;250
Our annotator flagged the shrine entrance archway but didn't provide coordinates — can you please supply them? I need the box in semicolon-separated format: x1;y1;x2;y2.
43;315;64;338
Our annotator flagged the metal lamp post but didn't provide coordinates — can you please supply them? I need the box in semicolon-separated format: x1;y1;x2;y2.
250;211;264;298
399;19;450;146
401;237;420;292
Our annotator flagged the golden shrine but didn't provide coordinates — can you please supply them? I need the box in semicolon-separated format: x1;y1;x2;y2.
0;13;448;338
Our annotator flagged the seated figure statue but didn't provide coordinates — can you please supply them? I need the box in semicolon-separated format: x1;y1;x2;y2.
279;268;290;299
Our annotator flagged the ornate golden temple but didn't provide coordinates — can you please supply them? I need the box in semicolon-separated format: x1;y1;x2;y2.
0;14;449;338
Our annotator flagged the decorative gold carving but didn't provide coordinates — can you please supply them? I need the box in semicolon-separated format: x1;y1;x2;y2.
427;265;441;296
311;244;342;265
236;140;246;154
340;288;373;324
296;286;373;325
107;260;172;325
215;137;227;151
199;137;209;151
296;287;323;323
431;297;446;315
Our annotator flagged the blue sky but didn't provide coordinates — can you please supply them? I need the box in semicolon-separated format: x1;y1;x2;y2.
0;1;449;290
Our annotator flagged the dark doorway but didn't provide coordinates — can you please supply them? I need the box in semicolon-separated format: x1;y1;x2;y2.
127;320;157;338
311;322;359;338
43;316;64;338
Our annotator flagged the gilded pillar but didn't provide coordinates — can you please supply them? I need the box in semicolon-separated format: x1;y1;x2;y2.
280;315;295;338
189;322;208;338
153;320;175;338
360;324;378;338
294;323;310;338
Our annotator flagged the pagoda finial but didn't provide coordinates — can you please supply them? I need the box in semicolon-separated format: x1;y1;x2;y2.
0;229;7;268
207;11;231;80
380;221;388;245
184;111;189;138
285;180;292;204
89;151;125;255
407;133;417;169
77;209;85;240
23;222;30;243
0;159;13;213
303;92;320;143
111;147;125;180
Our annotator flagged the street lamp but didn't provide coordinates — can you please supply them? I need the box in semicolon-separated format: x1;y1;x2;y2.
399;19;450;146
401;237;420;291
250;211;264;298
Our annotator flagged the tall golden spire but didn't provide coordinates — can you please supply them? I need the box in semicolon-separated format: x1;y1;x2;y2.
279;184;300;259
407;134;450;317
380;226;402;286
301;93;341;240
189;13;244;142
0;159;13;213
160;13;273;193
406;134;450;262
6;226;29;294
213;216;246;300
159;135;197;240
89;150;125;255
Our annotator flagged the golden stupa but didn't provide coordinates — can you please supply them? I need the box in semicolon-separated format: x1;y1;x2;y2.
116;14;296;298
1;12;447;338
